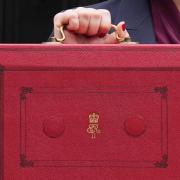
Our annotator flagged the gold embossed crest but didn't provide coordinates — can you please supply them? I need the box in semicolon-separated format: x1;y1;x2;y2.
87;113;101;139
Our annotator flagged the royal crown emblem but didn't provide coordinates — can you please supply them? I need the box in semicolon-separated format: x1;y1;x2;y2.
87;113;101;139
89;113;99;124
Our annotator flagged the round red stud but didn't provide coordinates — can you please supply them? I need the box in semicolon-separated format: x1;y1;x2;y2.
124;115;146;137
43;117;65;138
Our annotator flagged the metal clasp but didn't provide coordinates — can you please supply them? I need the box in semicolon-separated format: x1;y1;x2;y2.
51;24;137;44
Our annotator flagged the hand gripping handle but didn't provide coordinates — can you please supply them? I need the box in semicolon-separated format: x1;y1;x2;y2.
50;24;138;44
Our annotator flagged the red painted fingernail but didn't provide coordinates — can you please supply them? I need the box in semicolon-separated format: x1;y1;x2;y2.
99;33;106;38
122;23;126;31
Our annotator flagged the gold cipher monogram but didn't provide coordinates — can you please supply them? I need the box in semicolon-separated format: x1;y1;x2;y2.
87;113;101;139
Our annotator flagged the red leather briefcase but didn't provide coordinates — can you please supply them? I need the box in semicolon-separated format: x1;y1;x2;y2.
0;44;180;180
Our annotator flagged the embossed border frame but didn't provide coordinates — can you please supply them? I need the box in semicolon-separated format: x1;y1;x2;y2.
20;86;168;168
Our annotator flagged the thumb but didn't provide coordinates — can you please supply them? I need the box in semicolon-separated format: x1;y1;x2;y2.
88;22;129;44
116;21;130;39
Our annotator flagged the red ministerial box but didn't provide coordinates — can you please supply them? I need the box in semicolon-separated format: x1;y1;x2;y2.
0;44;180;180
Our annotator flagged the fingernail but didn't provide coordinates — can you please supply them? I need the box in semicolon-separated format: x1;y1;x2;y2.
122;23;126;31
99;33;106;38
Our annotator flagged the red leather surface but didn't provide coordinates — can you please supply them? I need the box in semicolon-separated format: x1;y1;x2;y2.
0;44;180;180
